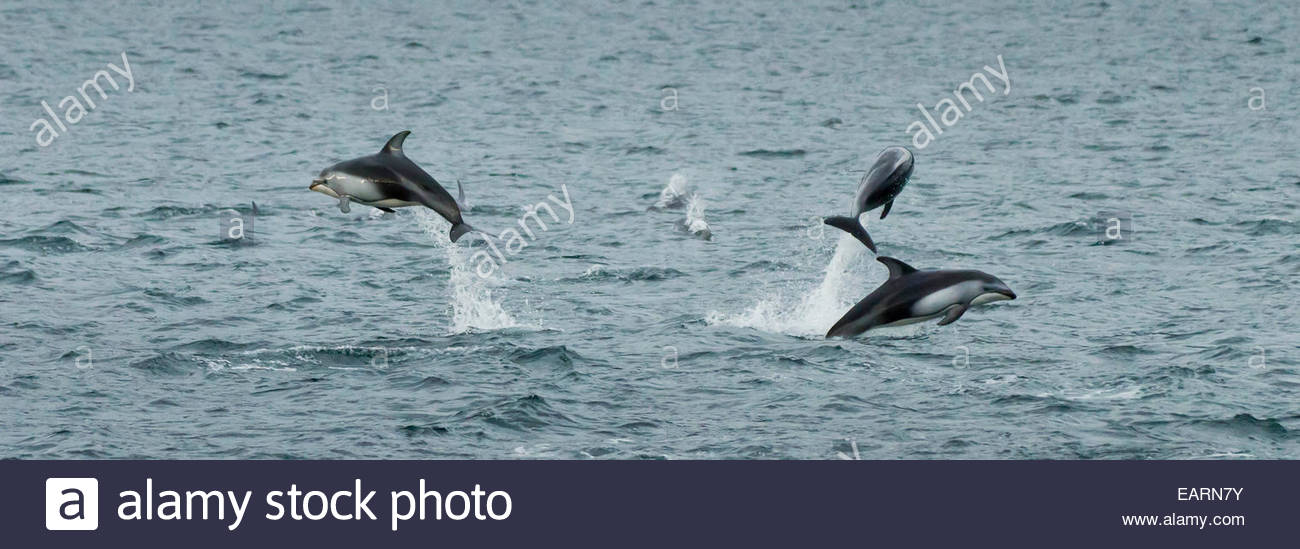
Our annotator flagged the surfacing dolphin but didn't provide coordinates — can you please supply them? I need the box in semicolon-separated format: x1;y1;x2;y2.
310;130;475;242
826;256;1015;338
823;146;914;253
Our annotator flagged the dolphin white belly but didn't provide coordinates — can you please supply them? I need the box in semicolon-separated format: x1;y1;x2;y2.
332;178;388;203
912;281;983;316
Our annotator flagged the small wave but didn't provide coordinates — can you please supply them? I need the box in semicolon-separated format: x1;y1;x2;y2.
171;338;254;353
0;173;31;186
399;424;450;437
455;394;577;432
1235;218;1295;237
37;220;92;235
1059;385;1146;402
1191;414;1290;439
738;149;806;158
0;261;36;284
991;220;1093;240
239;70;289;80
729;259;794;275
139;205;216;220
509;345;582;368
0;236;90;253
128;353;195;375
571;265;685;282
1095;91;1131;104
118;234;168;249
143;288;209;307
411;376;451;389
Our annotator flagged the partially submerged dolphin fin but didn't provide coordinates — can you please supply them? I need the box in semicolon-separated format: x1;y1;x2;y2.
937;304;968;326
456;180;468;211
824;215;877;253
876;256;918;279
880;199;894;219
381;130;411;155
338;195;351;213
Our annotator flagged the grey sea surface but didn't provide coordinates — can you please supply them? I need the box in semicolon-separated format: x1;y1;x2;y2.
0;0;1296;459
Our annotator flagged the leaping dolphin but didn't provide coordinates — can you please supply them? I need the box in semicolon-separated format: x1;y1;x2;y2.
826;256;1015;338
310;130;475;242
823;146;914;253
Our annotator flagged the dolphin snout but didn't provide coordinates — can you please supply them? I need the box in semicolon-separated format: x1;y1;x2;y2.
310;178;324;189
1001;288;1017;300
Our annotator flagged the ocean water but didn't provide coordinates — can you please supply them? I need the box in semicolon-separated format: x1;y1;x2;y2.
1;0;1296;459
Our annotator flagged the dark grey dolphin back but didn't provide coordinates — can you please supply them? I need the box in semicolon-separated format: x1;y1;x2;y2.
378;131;474;242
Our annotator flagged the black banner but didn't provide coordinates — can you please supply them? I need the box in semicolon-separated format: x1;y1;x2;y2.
3;461;1291;546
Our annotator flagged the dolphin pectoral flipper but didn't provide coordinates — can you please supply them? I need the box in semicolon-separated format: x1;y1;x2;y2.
456;180;468;211
937;304;968;326
824;216;877;253
338;195;351;213
880;199;894;219
377;206;396;213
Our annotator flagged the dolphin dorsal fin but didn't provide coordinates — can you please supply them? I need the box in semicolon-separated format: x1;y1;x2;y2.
381;130;411;155
877;256;918;279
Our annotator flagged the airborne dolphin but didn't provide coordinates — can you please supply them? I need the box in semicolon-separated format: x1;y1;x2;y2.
823;146;914;253
826;256;1015;338
310;130;475;242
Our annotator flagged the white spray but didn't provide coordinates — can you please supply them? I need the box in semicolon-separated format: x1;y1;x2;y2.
707;231;878;337
412;209;517;333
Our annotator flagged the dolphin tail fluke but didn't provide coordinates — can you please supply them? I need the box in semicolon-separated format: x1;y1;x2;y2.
823;216;877;253
449;222;474;243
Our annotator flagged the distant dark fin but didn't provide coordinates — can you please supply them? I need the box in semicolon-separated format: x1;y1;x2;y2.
937;304;968;326
449;222;474;243
377;206;396;213
251;201;258;215
880;199;893;219
381;130;411;155
823;215;877;253
876;256;918;279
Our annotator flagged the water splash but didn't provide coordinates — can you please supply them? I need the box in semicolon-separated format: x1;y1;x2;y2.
708;233;878;337
411;209;517;333
676;192;712;239
651;173;691;210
